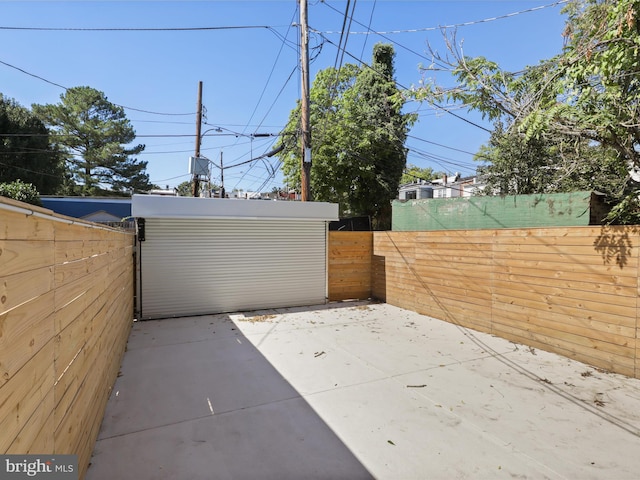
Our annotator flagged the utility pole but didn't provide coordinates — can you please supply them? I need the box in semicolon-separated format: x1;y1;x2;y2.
300;0;311;201
220;151;225;199
192;81;203;197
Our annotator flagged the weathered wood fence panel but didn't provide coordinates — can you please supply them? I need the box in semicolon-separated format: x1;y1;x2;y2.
0;197;134;478
328;227;640;379
328;231;373;301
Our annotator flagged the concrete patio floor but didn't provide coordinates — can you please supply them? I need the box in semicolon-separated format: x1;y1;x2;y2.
87;301;640;479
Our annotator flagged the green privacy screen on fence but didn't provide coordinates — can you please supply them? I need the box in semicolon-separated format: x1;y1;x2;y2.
392;191;610;231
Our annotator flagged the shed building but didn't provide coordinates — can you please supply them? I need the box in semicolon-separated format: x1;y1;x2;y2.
132;195;339;319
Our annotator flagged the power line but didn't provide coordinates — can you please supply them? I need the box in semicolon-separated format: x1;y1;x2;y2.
198;13;297;174
0;59;67;90
228;133;293;192
407;145;478;172
116;105;195;116
130;119;194;125
0;160;62;179
318;0;569;35
0;25;278;32
358;0;376;60
253;158;283;192
150;173;191;184
142;136;276;159
253;66;298;135
317;2;443;68
0;2;564;35
317;0;567;73
240;7;298;137
317;0;357;149
332;0;354;73
0;57;196;116
2;131;287;140
407;134;481;157
0;8;504;191
313;31;493;133
226;66;298;185
1;132;195;138
267;25;299;54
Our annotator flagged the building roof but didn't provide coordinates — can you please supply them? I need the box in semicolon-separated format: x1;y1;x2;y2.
131;194;338;221
41;197;131;220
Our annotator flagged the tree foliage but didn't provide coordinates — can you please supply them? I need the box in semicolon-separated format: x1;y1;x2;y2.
0;94;64;194
553;0;640;165
175;181;193;197
174;180;221;197
475;124;627;197
0;179;42;206
33;86;152;195
413;0;640;223
279;44;415;229
400;164;440;185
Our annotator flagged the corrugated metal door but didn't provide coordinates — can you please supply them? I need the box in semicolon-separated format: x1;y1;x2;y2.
139;218;327;319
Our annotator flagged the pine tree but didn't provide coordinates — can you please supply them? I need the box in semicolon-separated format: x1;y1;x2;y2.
33;86;152;195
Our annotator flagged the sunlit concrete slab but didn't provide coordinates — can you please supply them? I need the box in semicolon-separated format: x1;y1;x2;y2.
88;302;640;479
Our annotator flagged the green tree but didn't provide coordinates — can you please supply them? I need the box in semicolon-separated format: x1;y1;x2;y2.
549;0;640;164
175;181;193;197
401;164;440;185
413;0;640;222
0;179;42;206
174;180;221;197
279;44;415;229
0;94;64;194
33;86;152;195
280;63;359;199
476;125;627;197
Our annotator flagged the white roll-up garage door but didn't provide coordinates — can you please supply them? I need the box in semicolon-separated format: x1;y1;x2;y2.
139;218;328;319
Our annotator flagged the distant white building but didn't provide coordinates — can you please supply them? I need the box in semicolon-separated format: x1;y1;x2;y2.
150;188;177;196
398;180;434;200
225;191;262;199
398;174;485;200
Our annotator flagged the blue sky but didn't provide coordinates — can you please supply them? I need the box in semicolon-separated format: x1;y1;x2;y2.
1;0;569;193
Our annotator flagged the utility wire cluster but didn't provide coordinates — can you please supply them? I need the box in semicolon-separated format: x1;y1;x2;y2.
0;0;567;190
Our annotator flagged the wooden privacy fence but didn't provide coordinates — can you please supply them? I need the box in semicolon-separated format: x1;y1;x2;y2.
328;227;640;379
0;197;134;478
328;231;373;301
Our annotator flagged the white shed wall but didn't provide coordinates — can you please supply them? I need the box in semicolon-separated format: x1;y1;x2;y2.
134;197;337;319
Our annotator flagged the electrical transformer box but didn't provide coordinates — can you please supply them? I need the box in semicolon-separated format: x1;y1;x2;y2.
188;156;210;176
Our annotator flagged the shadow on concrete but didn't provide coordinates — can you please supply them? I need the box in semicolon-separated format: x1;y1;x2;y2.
87;313;373;480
